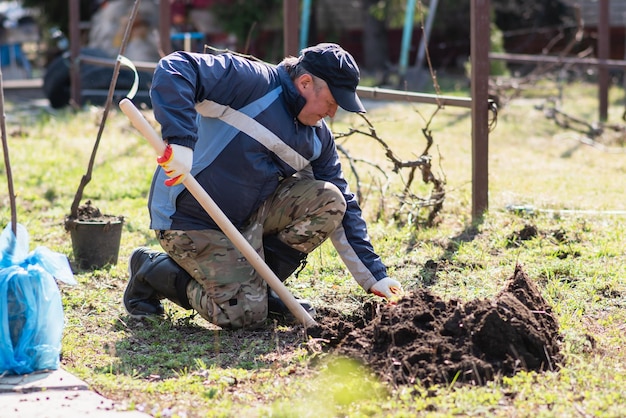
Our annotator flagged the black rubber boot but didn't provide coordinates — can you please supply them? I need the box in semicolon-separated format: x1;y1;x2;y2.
263;235;315;317
124;247;193;318
263;234;308;281
267;289;316;318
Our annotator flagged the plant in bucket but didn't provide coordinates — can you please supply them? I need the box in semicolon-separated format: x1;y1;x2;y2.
63;0;144;270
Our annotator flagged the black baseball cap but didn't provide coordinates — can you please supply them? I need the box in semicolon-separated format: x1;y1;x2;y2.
299;43;366;113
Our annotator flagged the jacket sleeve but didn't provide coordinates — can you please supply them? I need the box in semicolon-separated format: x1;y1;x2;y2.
310;125;388;291
150;51;271;150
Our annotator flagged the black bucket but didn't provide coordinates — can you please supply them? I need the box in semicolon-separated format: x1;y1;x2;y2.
68;217;124;270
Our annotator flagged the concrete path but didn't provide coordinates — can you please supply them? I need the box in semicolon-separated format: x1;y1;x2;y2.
0;368;151;418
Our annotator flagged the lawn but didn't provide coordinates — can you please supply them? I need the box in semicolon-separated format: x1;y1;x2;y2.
1;78;624;417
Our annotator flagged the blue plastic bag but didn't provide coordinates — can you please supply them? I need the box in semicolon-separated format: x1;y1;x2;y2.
0;223;76;375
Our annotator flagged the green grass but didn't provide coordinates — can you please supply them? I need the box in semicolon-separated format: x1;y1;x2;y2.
1;79;625;417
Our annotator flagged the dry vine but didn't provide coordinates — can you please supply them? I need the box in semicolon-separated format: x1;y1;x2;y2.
333;108;446;227
487;3;625;153
489;4;586;108
537;99;626;153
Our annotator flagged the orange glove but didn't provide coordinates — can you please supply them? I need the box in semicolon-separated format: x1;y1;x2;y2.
370;277;403;303
157;144;193;186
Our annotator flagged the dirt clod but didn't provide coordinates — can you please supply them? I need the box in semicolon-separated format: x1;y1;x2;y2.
308;264;562;387
74;200;103;220
64;200;124;229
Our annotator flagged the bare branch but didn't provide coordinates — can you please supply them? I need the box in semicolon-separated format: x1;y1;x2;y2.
333;111;446;226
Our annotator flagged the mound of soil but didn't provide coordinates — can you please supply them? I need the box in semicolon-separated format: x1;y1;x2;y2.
308;265;562;387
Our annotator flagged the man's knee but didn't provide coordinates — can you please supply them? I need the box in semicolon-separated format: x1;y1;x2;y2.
308;181;347;230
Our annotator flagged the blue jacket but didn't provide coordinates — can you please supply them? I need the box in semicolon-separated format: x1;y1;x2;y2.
148;51;387;291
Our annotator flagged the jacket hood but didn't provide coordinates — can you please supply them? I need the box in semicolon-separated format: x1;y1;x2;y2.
276;64;307;119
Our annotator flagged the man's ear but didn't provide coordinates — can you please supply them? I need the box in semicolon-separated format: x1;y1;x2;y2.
295;73;314;94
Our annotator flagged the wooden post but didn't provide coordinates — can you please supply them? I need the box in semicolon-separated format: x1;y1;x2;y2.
470;0;490;222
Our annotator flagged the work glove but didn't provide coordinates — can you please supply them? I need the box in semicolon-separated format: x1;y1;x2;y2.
370;277;403;303
157;144;193;186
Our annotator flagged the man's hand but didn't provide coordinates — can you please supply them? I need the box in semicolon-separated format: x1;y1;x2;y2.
370;277;403;303
157;144;193;186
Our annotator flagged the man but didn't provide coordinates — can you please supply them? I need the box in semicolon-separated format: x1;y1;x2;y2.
123;43;403;329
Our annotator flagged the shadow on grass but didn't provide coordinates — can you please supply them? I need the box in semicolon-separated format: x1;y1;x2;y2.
101;310;306;379
419;222;482;287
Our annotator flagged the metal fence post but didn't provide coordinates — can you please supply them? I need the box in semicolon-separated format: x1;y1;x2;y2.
283;0;299;57
598;0;610;122
471;0;490;222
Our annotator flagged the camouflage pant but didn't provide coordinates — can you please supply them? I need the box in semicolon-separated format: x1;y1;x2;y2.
158;177;346;329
